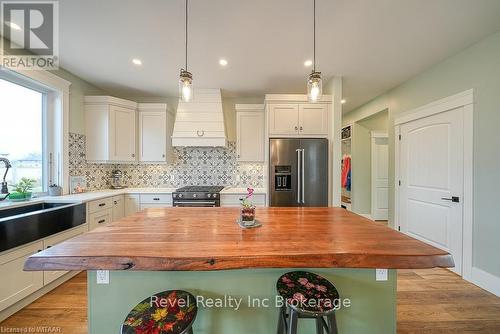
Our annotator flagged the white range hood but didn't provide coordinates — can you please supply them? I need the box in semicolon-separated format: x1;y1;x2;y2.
172;88;227;147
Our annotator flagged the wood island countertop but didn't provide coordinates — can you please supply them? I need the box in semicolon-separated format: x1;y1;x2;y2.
24;207;454;271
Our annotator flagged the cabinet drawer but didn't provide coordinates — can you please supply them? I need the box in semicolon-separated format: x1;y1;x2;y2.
140;194;172;204
220;194;266;207
88;197;113;213
88;208;113;230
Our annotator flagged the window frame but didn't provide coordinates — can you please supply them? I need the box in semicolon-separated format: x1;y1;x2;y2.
0;67;71;195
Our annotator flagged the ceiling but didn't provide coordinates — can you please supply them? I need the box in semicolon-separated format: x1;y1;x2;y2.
58;0;500;112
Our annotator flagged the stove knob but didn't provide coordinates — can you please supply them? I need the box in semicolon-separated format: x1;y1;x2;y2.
193;193;197;198
207;194;212;198
179;194;183;198
213;193;218;198
174;194;178;198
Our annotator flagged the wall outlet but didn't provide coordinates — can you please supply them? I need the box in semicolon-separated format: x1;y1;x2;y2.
375;269;388;281
96;270;109;284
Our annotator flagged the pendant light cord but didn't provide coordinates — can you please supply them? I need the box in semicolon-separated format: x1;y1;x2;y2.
313;0;316;72
185;0;188;71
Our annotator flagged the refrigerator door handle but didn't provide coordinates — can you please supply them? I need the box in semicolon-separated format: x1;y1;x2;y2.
301;149;305;204
296;149;301;204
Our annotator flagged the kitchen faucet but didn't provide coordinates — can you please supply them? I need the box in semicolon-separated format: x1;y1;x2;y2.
0;157;11;201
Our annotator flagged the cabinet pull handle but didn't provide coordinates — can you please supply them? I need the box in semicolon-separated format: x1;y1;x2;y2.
98;219;106;224
153;197;160;201
114;201;117;204
47;245;52;249
98;203;105;207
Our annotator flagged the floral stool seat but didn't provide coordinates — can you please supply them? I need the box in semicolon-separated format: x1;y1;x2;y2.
276;271;339;334
121;290;197;334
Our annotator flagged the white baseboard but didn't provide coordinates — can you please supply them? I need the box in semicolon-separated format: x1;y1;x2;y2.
358;214;373;220
470;267;500;297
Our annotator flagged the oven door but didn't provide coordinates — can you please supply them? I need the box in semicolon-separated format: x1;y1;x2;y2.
173;200;218;207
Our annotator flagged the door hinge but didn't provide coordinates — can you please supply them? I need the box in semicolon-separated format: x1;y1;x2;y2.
398;134;401;141
398;180;401;186
398;226;401;231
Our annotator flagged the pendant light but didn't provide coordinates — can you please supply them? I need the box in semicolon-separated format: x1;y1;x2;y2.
307;0;322;102
179;0;193;102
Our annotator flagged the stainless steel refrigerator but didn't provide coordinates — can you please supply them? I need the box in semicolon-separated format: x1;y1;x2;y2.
269;138;328;207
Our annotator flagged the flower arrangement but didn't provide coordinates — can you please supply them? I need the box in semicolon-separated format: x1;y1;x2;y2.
240;187;256;223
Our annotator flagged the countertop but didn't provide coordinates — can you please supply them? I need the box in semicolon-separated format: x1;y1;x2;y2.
24;207;454;271
0;187;266;210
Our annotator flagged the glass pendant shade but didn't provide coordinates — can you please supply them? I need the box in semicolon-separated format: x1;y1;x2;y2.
307;71;322;102
179;69;193;102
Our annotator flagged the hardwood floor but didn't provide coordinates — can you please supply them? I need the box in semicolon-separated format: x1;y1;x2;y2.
1;268;499;333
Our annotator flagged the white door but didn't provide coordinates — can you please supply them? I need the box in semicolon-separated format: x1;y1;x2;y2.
237;111;265;162
399;107;464;274
139;111;167;162
371;134;388;220
298;104;328;136
268;104;299;135
110;105;136;161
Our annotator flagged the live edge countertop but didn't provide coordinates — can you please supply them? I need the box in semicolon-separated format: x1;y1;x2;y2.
24;207;454;272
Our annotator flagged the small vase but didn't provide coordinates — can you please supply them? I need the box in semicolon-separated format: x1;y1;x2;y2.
240;206;256;225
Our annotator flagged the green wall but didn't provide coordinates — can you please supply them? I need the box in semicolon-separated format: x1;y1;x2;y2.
88;269;396;334
343;30;500;277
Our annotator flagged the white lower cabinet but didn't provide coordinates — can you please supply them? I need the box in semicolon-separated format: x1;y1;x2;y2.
125;194;140;216
112;195;125;221
88;208;113;230
0;242;44;311
140;194;172;210
43;225;87;285
221;194;266;207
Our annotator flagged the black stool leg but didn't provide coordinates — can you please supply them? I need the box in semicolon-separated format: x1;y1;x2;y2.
315;316;324;334
277;305;287;334
288;308;298;334
326;313;338;334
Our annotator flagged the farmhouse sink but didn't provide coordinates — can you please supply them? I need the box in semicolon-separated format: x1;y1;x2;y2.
0;202;86;252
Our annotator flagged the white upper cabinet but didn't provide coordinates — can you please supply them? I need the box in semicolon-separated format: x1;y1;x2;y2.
266;95;331;138
138;103;173;162
236;104;265;162
84;96;137;162
268;104;299;135
298;103;329;136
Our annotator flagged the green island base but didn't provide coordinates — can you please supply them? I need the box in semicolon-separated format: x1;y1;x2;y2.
88;268;396;333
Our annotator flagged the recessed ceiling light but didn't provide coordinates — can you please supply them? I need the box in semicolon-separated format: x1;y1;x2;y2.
341;99;347;104
219;59;228;66
6;21;21;30
132;58;142;66
304;60;313;67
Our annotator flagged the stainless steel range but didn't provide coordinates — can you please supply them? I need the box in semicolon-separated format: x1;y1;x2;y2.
172;186;225;207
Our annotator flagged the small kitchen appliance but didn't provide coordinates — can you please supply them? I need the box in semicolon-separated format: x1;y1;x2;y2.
110;170;125;189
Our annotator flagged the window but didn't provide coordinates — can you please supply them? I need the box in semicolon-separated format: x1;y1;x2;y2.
0;77;46;193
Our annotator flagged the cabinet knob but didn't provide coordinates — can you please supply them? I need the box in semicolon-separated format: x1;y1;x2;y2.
300;126;303;131
197;130;205;137
132;153;135;158
162;154;166;158
294;126;298;131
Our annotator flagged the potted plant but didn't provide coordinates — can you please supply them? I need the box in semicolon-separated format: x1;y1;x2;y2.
240;187;256;226
9;178;36;202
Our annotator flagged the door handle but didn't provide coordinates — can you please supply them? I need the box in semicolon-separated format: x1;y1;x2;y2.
441;196;460;203
301;149;305;204
296;149;301;204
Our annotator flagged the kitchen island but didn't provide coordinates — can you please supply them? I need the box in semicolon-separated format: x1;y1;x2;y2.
25;207;453;333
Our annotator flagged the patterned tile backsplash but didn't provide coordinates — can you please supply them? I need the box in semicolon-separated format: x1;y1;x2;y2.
69;133;265;190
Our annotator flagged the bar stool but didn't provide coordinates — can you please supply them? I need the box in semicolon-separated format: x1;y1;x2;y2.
276;271;339;334
121;289;197;334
